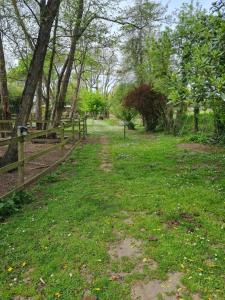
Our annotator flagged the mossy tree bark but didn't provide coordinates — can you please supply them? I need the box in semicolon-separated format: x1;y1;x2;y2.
0;33;11;137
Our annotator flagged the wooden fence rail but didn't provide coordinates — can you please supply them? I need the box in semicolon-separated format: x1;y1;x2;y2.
0;117;87;187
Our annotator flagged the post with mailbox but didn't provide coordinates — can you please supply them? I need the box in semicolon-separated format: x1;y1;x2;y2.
61;122;65;152
123;121;128;140
17;126;28;185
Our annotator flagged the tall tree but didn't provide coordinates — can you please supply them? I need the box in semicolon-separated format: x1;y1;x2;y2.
69;44;88;120
52;0;85;127
0;0;61;166
121;0;165;84
0;32;10;120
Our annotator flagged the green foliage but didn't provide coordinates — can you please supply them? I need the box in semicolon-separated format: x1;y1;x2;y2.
7;60;29;81
121;0;166;84
187;134;212;144
7;83;23;114
146;30;173;96
110;83;137;129
186;132;225;145
0;190;33;220
78;89;107;117
177;112;214;135
136;1;225;140
39;173;60;184
171;2;225;136
6;58;28;114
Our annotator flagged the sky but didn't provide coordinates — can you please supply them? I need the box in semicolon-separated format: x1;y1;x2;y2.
121;0;213;13
161;0;213;13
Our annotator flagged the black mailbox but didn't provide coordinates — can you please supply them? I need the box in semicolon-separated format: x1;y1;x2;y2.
18;126;28;136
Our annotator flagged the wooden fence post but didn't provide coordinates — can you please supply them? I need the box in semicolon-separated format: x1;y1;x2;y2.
17;127;25;185
82;118;85;139
78;118;81;139
84;116;87;137
61;122;65;152
72;119;75;142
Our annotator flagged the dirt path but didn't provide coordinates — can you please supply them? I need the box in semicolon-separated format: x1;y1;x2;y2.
99;136;112;172
97;135;204;300
177;143;224;153
106;212;202;300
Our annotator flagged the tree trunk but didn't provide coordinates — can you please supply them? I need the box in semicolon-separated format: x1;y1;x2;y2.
36;78;43;130
194;104;199;133
0;33;11;138
145;115;158;132
0;0;61;167
12;0;54;107
165;104;174;133
127;122;135;130
69;76;80;121
52;0;84;127
0;33;11;120
51;57;69;122
44;13;58;129
69;60;85;120
173;102;185;135
52;36;78;128
214;112;225;136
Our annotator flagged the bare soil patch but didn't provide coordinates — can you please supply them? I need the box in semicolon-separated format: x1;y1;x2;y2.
22;268;34;285
110;272;129;282
165;212;202;233
83;296;97;300
99;136;112;172
12;297;34;300
0;142;73;197
121;210;130;216
192;294;202;300
82;290;97;300
177;143;224;153
99;136;108;145
84;136;99;144
100;161;112;172
80;264;92;284
124;217;134;225
165;220;181;229
140;132;156;140
134;258;158;273
211;243;225;251
109;238;142;259
131;272;184;300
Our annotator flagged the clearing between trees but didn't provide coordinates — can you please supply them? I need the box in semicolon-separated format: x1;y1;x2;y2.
0;120;224;300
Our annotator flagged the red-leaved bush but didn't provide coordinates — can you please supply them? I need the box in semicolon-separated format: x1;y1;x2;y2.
123;84;167;131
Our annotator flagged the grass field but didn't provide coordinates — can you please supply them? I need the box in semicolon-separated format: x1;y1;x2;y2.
0;119;224;300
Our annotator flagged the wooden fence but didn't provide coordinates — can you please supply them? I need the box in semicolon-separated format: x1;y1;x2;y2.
0;117;87;190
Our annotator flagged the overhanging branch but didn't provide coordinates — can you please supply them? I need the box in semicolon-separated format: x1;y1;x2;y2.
95;15;144;29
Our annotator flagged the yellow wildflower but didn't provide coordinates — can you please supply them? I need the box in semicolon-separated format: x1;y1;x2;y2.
55;292;61;298
7;267;13;272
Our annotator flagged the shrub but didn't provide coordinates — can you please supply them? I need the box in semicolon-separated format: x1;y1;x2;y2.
0;190;34;220
118;109;137;130
123;84;167;131
110;83;137;129
78;90;107;118
187;134;211;144
39;173;60;184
